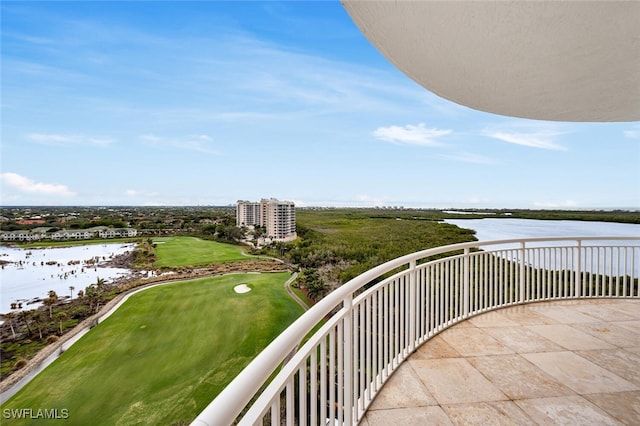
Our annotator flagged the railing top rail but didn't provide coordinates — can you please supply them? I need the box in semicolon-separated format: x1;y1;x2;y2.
191;235;640;425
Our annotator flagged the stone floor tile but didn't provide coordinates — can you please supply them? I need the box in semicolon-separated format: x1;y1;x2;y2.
515;395;623;425
442;401;534;426
439;327;514;357
368;362;437;410
522;351;638;394
533;305;601;324
577;348;640;387
502;306;558;325
467;354;574;399
624;346;640;355
411;335;461;360
575;304;638;322
526;324;616;350
583;390;640;425
408;358;508;405
615;320;640;334
571;321;640;348
482;326;564;353
363;406;453;426
365;300;640;424
608;302;640;319
467;310;520;328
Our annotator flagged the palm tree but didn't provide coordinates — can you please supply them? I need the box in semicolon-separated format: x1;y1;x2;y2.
303;269;329;302
19;310;32;336
4;311;17;339
85;285;101;313
69;285;75;299
44;290;59;319
31;310;45;341
95;277;106;289
55;311;68;334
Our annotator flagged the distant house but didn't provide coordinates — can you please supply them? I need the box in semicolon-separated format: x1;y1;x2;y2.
98;228;138;238
0;230;39;241
50;229;96;240
0;226;138;241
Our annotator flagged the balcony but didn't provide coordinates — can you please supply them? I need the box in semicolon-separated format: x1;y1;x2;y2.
362;298;639;425
192;236;640;425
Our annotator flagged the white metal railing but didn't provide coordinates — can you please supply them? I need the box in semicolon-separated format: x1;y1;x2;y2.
192;236;640;426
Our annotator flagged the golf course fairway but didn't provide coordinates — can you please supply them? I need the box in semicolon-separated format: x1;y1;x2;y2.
1;272;300;425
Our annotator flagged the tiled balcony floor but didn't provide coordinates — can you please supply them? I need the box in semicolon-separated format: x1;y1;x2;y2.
362;299;640;425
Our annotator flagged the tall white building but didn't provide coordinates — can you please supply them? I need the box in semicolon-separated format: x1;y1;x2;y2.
236;200;261;228
236;198;296;241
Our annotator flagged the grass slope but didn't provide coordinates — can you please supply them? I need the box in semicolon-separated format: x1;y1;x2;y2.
152;236;247;267
2;272;300;425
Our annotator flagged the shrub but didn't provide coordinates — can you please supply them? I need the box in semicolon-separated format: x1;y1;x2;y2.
14;358;28;370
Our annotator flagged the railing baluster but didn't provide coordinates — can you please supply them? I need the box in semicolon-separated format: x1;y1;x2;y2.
298;364;306;426
286;379;293;425
319;334;326;425
409;260;416;351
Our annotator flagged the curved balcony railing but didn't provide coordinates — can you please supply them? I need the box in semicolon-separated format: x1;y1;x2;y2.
192;236;640;426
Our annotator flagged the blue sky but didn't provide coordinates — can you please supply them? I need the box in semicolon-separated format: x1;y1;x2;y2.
1;1;639;209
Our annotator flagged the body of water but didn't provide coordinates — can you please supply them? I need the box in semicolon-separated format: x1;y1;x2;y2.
0;243;135;313
444;218;640;243
443;218;640;276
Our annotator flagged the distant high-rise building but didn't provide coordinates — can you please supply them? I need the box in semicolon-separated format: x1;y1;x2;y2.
236;198;296;241
236;200;261;228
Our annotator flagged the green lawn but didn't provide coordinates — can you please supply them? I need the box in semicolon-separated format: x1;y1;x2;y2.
152;236;247;267
1;272;301;425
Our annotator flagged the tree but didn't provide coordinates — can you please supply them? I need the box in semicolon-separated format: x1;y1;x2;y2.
302;269;329;302
69;285;75;299
19;310;33;336
95;277;106;289
44;290;58;319
30;310;45;340
4;311;17;339
84;285;103;313
55;311;68;334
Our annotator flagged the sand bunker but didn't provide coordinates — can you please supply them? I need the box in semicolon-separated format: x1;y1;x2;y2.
234;284;251;294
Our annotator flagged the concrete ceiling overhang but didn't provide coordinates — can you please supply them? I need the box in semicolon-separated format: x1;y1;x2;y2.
342;1;640;122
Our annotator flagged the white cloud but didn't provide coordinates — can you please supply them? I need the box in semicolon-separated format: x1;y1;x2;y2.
373;123;451;146
623;125;640;139
1;172;76;196
140;134;219;155
27;133;113;146
483;128;567;151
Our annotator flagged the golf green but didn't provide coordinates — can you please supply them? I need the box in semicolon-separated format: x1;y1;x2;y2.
152;236;248;267
1;272;300;425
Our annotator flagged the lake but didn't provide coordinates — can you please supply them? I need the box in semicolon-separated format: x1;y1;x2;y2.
0;243;135;313
444;218;640;276
443;218;640;242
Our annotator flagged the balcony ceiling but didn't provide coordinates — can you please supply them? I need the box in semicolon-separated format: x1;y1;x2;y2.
342;1;640;122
